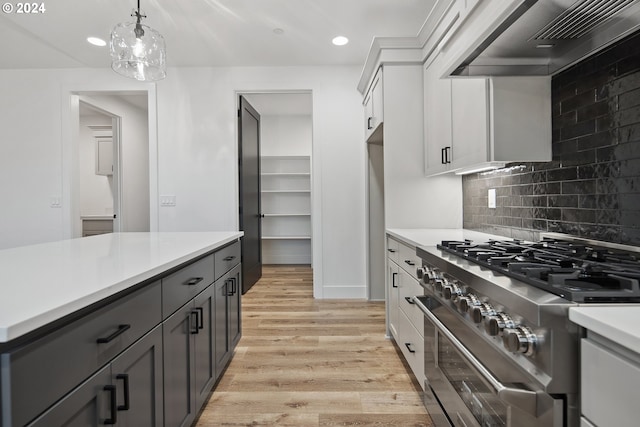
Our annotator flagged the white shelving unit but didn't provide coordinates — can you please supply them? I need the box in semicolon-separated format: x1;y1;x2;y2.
261;156;311;264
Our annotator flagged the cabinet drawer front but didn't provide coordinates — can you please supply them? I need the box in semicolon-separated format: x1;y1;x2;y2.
581;338;640;427
386;237;400;264
398;242;420;278
4;281;161;427
214;241;241;280
398;270;425;336
397;311;425;390
162;254;214;317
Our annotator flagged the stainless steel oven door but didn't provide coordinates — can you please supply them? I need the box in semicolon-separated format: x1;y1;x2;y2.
414;296;564;427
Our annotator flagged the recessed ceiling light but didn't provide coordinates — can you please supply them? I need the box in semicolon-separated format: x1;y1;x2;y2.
87;37;106;47
273;28;285;35
332;36;349;46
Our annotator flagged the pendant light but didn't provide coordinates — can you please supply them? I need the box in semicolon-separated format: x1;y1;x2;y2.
110;0;166;81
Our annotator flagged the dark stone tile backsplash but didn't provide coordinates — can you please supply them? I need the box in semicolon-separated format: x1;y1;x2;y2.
462;30;640;246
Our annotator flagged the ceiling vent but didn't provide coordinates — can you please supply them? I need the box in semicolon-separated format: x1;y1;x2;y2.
532;0;636;40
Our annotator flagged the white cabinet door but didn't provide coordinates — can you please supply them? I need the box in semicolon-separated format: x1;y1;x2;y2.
424;52;453;176
95;139;113;176
450;77;489;169
364;68;383;143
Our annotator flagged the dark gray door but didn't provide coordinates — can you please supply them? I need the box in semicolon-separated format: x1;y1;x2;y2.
238;96;262;294
193;284;216;410
162;304;196;427
214;277;230;369
27;366;111;427
111;325;164;427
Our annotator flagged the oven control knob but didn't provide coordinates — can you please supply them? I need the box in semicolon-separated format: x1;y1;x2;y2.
443;283;461;300
471;303;496;324
503;326;537;356
485;313;515;336
457;294;480;313
434;279;444;293
416;267;426;280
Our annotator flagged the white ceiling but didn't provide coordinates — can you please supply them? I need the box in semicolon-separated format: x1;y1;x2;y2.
0;0;433;69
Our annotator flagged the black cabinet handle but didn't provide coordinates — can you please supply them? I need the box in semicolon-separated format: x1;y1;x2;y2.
367;117;373;130
97;324;130;344
104;385;117;424
405;296;415;305
116;374;130;411
404;260;415;266
185;277;204;286
226;277;237;296
392;272;398;288
195;307;204;329
405;343;416;354
441;147;446;165
444;146;451;164
223;255;236;262
387;248;396;253
190;310;199;335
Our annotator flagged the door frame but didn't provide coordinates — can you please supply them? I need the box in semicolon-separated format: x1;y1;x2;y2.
234;90;316;270
61;85;158;238
77;97;123;234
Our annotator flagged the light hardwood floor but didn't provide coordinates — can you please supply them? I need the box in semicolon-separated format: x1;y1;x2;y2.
196;265;433;426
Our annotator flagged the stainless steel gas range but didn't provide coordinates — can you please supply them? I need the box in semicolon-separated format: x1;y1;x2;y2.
412;236;640;427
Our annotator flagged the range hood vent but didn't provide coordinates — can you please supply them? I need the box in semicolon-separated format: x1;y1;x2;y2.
532;0;636;40
455;0;640;76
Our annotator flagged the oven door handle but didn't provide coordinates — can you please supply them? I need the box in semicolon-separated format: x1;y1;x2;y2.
413;296;539;417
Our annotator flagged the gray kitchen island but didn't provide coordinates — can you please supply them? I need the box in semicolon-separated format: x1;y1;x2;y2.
0;231;243;427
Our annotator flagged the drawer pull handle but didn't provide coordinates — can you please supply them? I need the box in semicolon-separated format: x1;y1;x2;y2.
223;255;236;262
116;374;130;411
186;277;204;286
405;296;415;305
387;248;396;253
97;324;131;344
392;272;398;288
404;260;415;266
104;385;117;424
405;343;416;354
367;117;373;130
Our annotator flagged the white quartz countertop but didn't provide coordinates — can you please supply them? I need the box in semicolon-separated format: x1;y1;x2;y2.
569;306;640;354
386;228;512;248
0;232;243;343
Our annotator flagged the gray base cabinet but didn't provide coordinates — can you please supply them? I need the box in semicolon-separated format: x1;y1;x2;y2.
162;283;218;427
214;264;241;370
28;326;163;427
1;239;242;427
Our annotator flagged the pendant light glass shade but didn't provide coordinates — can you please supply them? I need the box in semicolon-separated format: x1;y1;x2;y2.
110;4;166;81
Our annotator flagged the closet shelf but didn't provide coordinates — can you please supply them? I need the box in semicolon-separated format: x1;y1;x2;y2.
262;236;311;240
262;213;310;217
261;190;310;194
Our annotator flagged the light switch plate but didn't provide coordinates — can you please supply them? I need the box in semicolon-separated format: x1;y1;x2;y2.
488;189;496;209
160;195;176;207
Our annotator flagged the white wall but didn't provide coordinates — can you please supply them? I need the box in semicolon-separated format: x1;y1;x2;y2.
0;65;366;299
260;115;312;156
79;114;114;217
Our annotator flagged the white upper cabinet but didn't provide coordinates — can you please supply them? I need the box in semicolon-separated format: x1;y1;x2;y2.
363;68;384;144
423;0;552;176
424;61;551;176
423;51;453;175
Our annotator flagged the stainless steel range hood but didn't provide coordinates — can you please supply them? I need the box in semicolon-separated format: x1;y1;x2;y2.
454;0;640;76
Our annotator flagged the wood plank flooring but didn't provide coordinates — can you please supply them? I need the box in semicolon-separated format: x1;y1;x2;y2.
196;265;433;426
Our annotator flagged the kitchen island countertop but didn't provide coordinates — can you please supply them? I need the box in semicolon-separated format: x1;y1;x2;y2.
569;306;640;354
0;231;242;343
